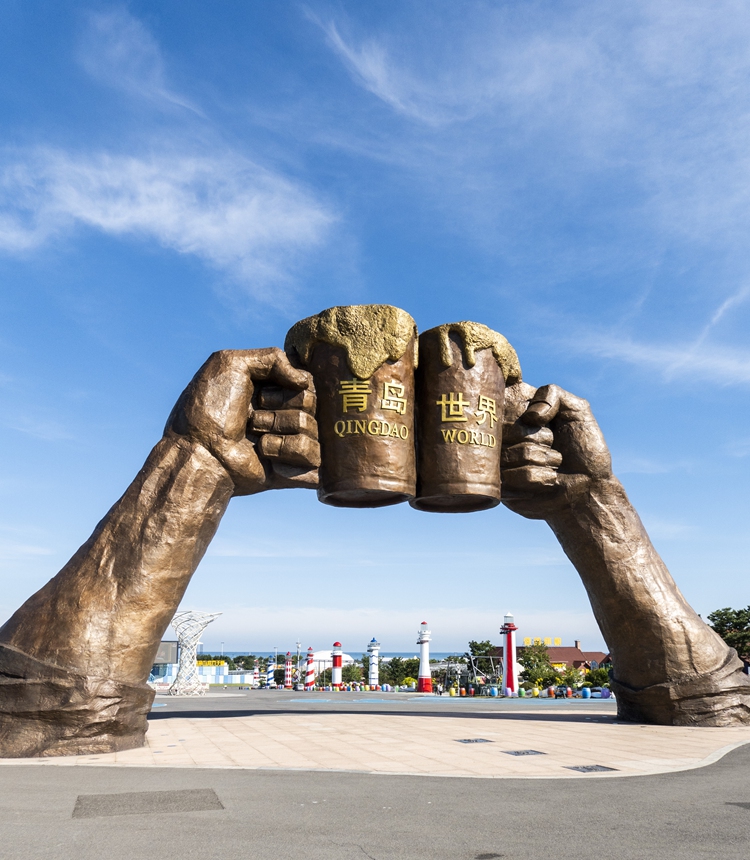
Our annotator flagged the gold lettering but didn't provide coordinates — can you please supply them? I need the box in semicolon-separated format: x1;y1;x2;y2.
475;395;498;428
470;430;479;445
441;429;457;443
457;429;469;444
488;434;496;448
339;379;372;413
436;392;469;422
333;419;410;439
381;381;407;415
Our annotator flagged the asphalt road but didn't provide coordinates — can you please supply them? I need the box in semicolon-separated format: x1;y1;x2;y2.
1;693;747;860
150;688;619;721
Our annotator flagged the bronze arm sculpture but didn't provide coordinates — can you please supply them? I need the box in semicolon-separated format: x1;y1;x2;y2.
502;381;750;726
0;346;747;759
0;348;321;757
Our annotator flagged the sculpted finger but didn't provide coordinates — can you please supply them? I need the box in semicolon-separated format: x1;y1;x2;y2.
249;409;318;439
521;384;563;427
502;465;558;492
258;433;321;468
522;384;594;427
503;381;538;426
502;422;554;448
269;462;319;490
258;386;316;414
502;443;563;469
249;347;312;391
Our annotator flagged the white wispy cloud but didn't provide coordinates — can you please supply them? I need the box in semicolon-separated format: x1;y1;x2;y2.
572;332;750;386
313;17;452;125
311;1;750;278
0;9;339;301
77;9;202;114
614;455;694;475
0;148;335;296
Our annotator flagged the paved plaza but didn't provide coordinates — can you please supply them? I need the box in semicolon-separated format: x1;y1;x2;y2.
1;691;749;859
5;691;749;780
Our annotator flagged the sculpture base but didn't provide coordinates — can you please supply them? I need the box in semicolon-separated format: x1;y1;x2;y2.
611;650;750;726
0;644;153;758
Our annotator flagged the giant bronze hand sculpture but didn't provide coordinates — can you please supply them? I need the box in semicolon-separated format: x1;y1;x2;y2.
1;305;747;761
501;382;750;726
0;349;320;757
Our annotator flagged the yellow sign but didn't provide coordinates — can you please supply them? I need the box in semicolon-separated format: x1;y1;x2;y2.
196;660;225;666
523;637;562;647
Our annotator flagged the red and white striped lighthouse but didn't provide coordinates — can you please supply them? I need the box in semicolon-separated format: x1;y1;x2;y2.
305;646;315;690
284;652;293;689
331;641;343;689
501;612;518;696
417;622;432;693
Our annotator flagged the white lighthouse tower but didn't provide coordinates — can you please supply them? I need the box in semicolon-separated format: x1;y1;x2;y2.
417;621;432;693
501;612;518;696
331;641;343;689
367;637;380;688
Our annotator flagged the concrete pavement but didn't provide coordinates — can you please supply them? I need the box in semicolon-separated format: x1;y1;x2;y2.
1;691;749;859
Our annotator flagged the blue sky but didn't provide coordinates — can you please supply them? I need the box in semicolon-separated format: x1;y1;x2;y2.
1;1;748;655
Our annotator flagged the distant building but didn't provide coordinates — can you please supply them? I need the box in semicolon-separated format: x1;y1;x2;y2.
492;640;610;672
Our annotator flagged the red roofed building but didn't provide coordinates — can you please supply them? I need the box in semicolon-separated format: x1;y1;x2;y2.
492;640;610;671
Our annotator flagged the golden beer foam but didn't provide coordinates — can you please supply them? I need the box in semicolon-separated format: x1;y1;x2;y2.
285;304;418;380
422;321;522;383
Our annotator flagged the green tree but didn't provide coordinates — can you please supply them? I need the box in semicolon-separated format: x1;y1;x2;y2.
383;657;407;685
585;667;610;687
517;642;558;688
342;664;363;683
708;606;750;659
464;640;496;677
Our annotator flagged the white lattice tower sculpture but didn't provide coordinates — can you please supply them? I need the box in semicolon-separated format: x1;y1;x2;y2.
169;610;222;696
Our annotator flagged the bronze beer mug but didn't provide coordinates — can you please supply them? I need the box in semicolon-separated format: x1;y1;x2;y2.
285;304;418;507
411;321;521;513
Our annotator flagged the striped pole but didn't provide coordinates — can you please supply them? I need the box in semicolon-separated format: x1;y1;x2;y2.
266;655;275;688
284;652;293;689
332;641;343;689
501;612;518;696
417;622;433;693
305;646;315;690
